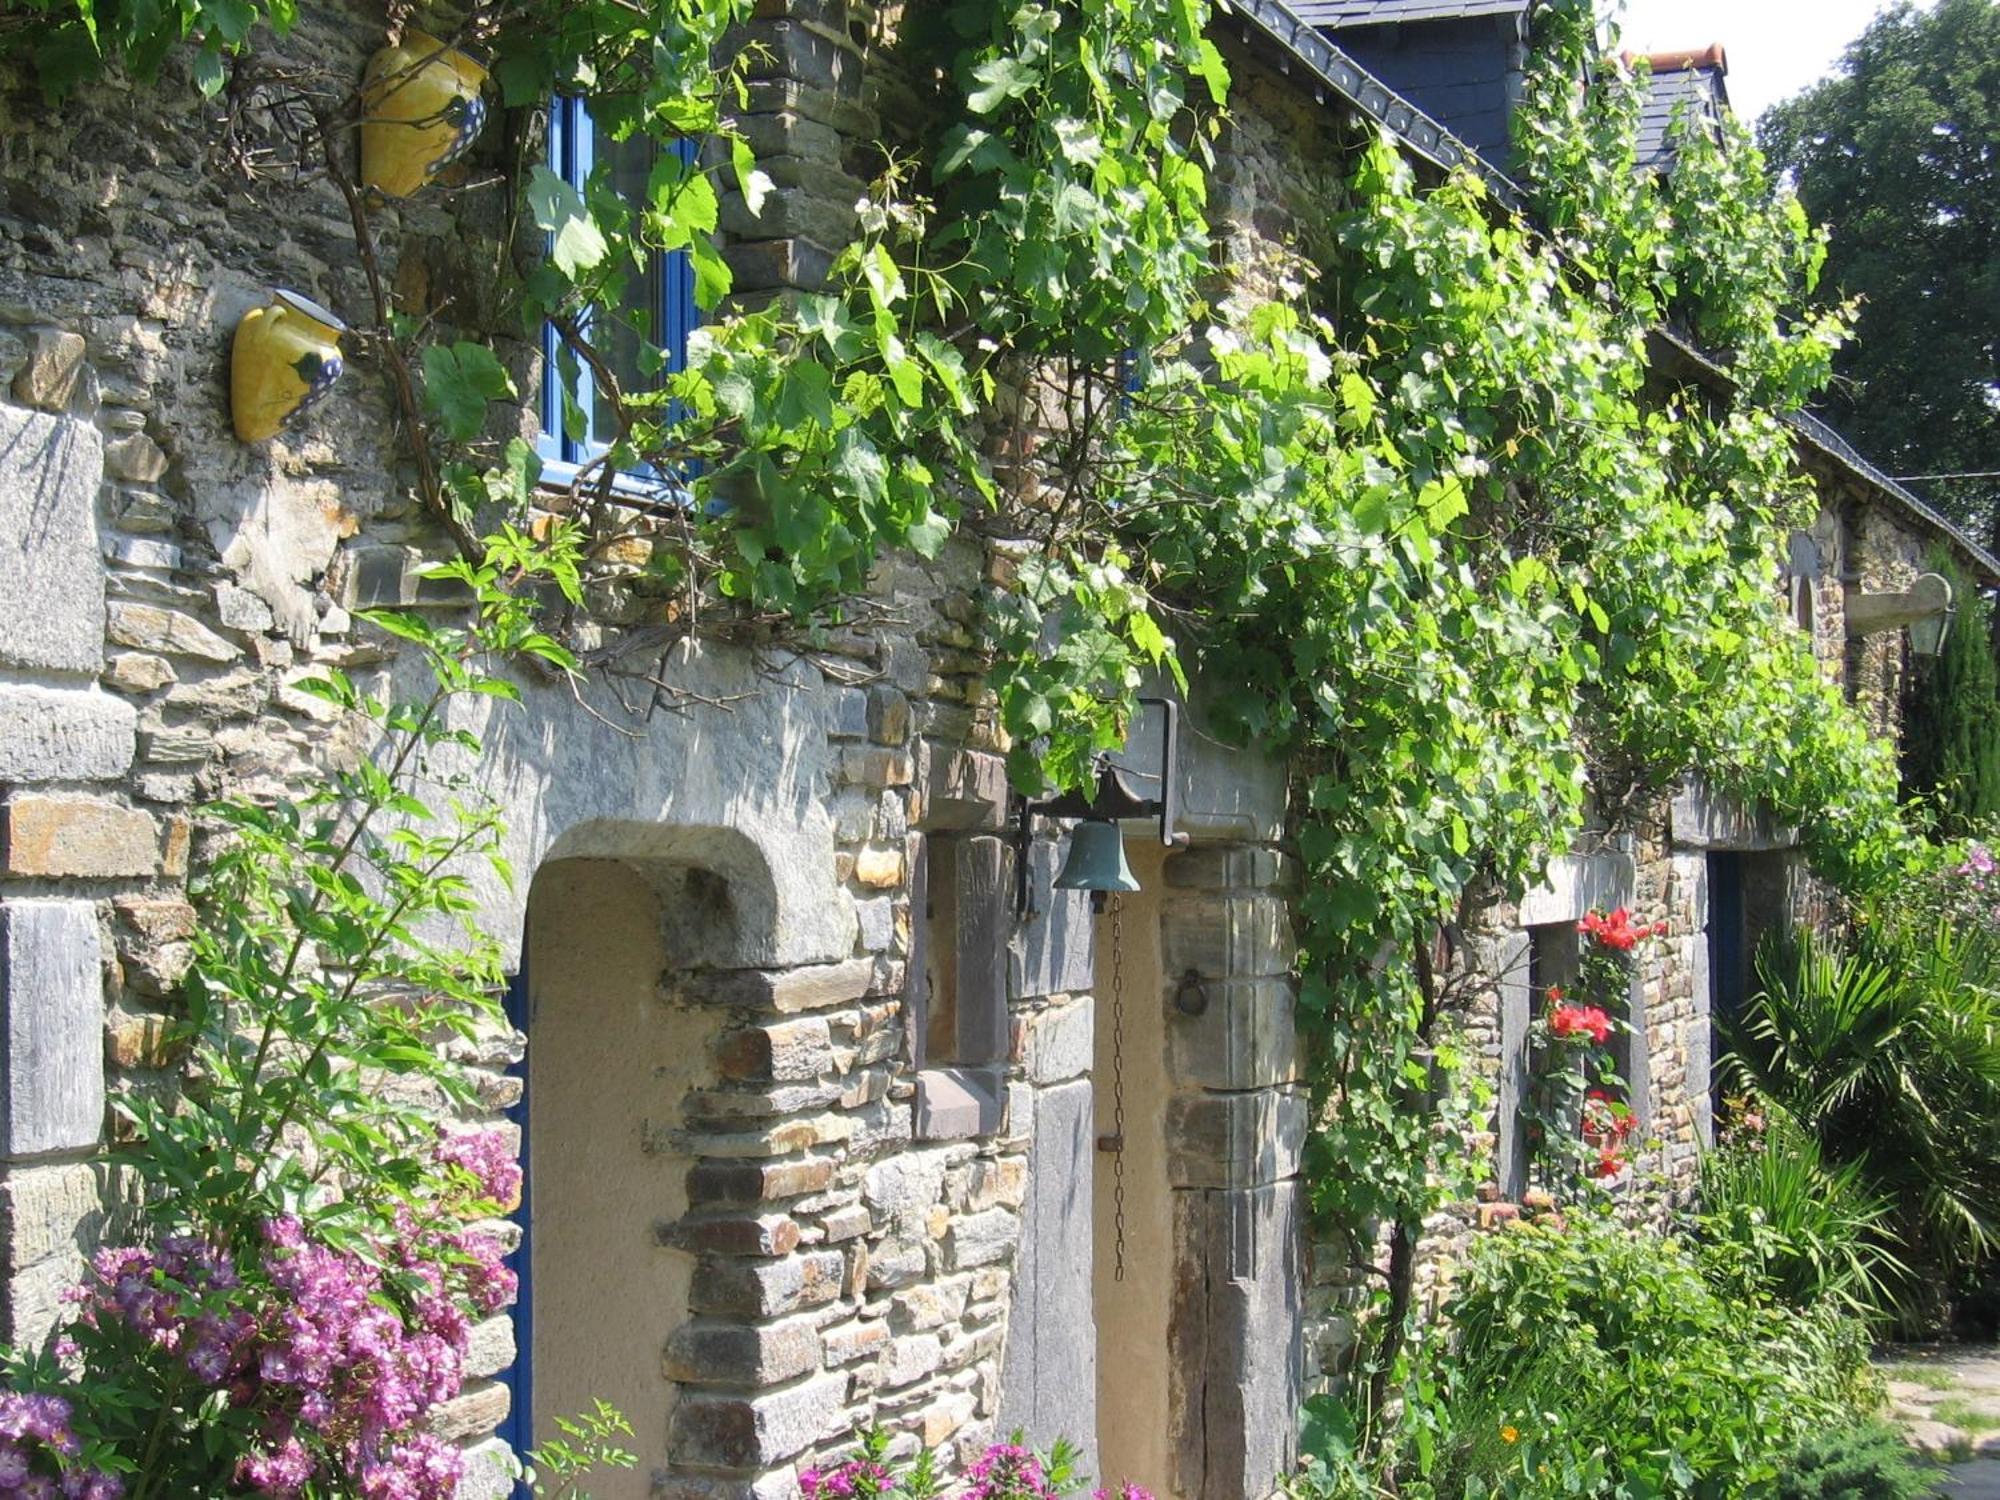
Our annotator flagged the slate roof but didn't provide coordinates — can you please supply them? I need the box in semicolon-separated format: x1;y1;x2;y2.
1287;0;1526;25
1789;409;2000;583
1225;0;1518;191
1633;58;1728;166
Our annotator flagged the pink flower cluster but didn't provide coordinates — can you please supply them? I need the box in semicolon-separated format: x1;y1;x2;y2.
70;1195;514;1500
82;1235;253;1388
234;1210;514;1500
0;1392;122;1498
435;1129;522;1211
799;1459;893;1500
801;1437;1148;1500
965;1444;1061;1500
1959;842;1995;887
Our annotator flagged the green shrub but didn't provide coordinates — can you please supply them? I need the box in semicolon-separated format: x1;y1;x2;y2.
1696;1114;1905;1318
1777;1420;1940;1500
1430;1209;1877;1499
1727;920;2000;1327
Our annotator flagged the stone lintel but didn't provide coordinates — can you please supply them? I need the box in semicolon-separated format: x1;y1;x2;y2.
1843;571;1951;636
1517;850;1637;927
1670;778;1800;852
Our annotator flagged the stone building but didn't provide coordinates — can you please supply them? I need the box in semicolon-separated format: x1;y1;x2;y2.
0;3;1993;1500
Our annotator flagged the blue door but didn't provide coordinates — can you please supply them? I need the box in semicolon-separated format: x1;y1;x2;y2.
498;969;534;1495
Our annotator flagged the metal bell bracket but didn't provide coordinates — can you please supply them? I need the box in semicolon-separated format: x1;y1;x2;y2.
1012;696;1188;915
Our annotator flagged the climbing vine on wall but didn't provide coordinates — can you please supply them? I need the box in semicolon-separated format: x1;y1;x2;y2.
3;0;1923;1470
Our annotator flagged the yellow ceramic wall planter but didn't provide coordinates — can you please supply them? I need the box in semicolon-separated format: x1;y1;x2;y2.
230;291;347;443
359;30;489;199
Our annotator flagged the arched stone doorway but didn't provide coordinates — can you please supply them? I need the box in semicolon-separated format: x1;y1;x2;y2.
514;855;733;1497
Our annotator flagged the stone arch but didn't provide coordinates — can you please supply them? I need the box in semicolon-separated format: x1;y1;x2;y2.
542;819;782;971
403;636;861;973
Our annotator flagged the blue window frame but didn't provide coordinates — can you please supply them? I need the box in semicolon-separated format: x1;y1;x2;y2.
537;97;699;486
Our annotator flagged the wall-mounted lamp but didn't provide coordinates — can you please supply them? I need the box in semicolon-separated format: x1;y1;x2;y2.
1014;697;1188;914
1910;603;1957;659
1844;571;1954;658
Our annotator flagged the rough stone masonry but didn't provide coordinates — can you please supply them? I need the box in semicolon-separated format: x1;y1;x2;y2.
0;3;1983;1498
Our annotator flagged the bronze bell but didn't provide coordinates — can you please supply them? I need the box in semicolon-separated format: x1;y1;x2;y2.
1054;817;1141;895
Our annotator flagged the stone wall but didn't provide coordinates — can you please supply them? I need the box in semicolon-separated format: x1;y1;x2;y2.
0;14;1333;1498
0;4;1972;1495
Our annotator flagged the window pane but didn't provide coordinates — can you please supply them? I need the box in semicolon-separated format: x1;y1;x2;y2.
590;126;662;451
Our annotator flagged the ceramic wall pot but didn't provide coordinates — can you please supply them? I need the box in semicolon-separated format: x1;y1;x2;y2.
359;30;489;198
230;291;347;443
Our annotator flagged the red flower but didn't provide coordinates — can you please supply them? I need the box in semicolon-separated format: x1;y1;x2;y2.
1592;1148;1624;1179
1578;906;1653;952
1549;1003;1613;1044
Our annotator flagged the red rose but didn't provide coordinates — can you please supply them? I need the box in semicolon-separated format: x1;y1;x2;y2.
1580;907;1645;951
1550;1004;1613;1044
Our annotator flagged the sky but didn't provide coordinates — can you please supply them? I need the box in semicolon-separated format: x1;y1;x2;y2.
1604;0;1917;125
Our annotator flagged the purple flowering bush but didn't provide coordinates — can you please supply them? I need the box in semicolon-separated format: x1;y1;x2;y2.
1938;836;2000;933
45;1163;517;1499
1883;828;2000;942
0;536;611;1498
0;1390;119;1497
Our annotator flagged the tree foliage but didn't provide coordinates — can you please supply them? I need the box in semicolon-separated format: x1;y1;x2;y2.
1760;0;2000;543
